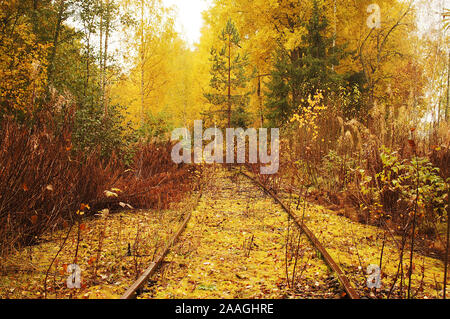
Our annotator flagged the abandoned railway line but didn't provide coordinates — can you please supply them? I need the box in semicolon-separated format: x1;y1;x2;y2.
0;167;446;299
121;168;360;299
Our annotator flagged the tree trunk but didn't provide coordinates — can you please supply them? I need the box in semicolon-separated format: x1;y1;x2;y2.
227;37;231;128
137;0;145;179
258;74;264;127
140;0;145;124
446;51;449;122
48;0;66;84
85;38;91;97
103;0;110;118
99;0;103;97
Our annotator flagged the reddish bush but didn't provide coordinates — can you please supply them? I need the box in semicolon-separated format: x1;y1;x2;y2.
0;118;196;257
97;142;197;211
430;146;450;179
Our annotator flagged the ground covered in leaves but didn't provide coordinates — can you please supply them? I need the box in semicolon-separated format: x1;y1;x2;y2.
0;195;199;299
143;169;341;299
0;168;447;299
282;194;447;299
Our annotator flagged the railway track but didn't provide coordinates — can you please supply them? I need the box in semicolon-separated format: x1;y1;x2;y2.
239;170;359;299
121;168;359;299
121;193;202;299
121;211;194;299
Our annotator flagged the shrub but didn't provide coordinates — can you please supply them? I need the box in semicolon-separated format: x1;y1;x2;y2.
0;115;197;258
359;147;448;236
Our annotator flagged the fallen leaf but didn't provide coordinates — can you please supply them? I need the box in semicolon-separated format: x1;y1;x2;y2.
104;190;118;198
30;215;38;224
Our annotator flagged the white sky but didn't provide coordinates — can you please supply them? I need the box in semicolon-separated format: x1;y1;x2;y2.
162;0;213;47
161;0;445;46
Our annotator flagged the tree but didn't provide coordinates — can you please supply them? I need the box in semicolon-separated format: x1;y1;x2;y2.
97;0;122;118
47;0;74;85
0;0;48;119
351;0;417;110
119;0;175;129
204;19;251;128
77;0;98;99
265;0;345;126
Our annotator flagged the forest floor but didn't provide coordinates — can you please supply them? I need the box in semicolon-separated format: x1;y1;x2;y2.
0;167;447;299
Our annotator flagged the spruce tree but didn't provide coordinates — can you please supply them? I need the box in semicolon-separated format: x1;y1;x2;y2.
204;19;251;128
266;0;346;126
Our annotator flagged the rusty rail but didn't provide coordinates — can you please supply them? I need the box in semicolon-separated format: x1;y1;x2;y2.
240;171;360;299
121;193;201;299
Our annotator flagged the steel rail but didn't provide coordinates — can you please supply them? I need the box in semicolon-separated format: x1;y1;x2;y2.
121;194;201;299
240;171;360;299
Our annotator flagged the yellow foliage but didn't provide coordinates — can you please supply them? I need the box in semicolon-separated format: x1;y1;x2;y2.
290;91;327;141
0;0;48;114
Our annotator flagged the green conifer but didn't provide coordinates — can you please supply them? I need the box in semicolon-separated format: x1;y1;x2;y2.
266;0;346;126
204;19;251;128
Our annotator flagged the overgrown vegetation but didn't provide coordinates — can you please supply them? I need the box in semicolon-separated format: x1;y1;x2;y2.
0;0;449;299
0;113;196;257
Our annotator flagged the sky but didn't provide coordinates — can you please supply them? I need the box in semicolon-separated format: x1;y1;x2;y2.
161;0;445;46
415;0;447;35
162;0;213;47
